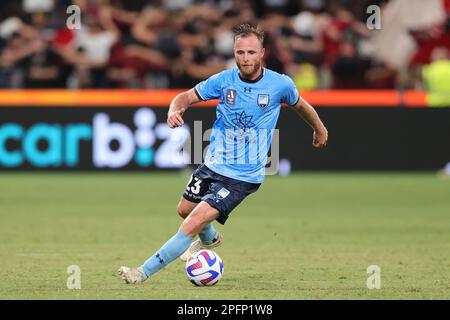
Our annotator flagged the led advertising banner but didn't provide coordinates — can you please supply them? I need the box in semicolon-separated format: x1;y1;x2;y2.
0;106;449;171
0;107;192;170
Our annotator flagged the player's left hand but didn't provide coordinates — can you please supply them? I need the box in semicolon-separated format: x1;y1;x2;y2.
313;129;328;148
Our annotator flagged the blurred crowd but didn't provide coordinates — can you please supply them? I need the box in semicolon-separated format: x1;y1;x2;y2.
0;0;449;90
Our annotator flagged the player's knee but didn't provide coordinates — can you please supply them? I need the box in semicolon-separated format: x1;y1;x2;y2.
190;203;219;225
181;215;206;238
181;203;219;237
176;201;190;219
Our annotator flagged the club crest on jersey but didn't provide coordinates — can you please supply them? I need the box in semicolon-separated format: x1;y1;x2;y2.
257;94;269;108
226;89;236;105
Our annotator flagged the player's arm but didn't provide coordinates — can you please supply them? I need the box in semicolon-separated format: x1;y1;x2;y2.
167;88;202;128
293;97;328;148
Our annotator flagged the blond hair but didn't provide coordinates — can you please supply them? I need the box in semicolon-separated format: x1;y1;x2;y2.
232;23;265;46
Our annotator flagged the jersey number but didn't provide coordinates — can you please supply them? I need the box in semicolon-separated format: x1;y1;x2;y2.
186;176;202;195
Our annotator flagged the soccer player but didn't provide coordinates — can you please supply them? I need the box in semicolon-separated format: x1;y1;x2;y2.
118;23;328;284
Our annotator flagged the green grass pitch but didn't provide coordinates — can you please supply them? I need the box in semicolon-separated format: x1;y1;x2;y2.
0;172;449;299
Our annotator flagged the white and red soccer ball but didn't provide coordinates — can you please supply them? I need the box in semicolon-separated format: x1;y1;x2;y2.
185;249;224;286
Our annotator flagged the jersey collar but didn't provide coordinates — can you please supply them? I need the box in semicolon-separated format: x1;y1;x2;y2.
238;67;265;83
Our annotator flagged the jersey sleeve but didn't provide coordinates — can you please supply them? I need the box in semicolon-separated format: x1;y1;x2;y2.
194;71;224;101
282;75;300;107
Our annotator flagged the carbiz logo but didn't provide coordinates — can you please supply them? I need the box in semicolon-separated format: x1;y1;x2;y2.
0;108;190;168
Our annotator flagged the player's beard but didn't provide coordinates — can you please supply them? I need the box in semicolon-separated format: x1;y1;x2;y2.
237;60;262;80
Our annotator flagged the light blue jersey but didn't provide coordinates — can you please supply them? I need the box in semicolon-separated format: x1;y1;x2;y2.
194;67;300;184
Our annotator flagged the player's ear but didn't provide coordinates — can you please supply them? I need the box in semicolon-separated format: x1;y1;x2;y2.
261;47;265;58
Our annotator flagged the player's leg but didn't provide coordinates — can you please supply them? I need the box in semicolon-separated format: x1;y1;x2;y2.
118;165;222;283
117;197;205;284
177;196;223;261
176;196;197;219
179;201;220;238
182;175;261;260
179;173;223;260
118;202;217;284
118;201;219;283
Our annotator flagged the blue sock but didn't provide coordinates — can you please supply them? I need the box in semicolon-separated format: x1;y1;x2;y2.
140;230;192;277
199;223;218;245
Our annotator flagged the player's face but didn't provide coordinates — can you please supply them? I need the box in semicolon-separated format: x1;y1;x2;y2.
234;35;265;80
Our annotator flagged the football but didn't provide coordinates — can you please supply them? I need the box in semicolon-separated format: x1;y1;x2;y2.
185;249;224;286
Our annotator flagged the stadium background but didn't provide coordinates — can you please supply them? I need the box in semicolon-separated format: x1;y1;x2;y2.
0;0;449;300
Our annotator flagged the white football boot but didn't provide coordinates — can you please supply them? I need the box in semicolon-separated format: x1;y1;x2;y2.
179;232;224;261
118;266;147;284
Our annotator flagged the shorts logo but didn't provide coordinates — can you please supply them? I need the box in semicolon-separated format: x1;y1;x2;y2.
257;94;269;108
226;89;236;105
217;187;230;199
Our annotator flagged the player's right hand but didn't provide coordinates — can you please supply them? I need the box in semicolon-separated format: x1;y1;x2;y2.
167;108;185;128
